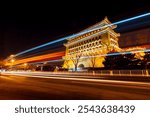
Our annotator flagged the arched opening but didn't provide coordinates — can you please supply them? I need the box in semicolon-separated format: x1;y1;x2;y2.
78;64;84;69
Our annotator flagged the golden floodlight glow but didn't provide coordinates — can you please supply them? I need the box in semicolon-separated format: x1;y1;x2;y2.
11;59;15;63
23;63;27;66
10;54;14;57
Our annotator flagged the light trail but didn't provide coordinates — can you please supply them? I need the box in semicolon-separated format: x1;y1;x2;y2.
116;20;150;32
13;48;150;65
5;51;65;66
10;47;148;66
16;46;65;60
7;12;150;60
2;71;150;89
31;59;64;64
113;12;150;25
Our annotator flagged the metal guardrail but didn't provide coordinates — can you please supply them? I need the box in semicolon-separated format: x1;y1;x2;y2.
90;70;150;76
1;69;150;77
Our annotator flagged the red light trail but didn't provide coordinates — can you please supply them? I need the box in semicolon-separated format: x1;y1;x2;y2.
5;51;65;66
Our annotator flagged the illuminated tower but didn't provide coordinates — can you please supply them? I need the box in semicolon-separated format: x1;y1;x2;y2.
63;17;121;71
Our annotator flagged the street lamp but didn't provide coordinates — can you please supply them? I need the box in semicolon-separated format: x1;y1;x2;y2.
10;59;15;71
44;62;47;65
24;63;27;66
11;59;15;63
23;63;28;70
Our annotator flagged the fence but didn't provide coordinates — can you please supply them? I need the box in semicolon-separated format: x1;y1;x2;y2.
92;69;150;76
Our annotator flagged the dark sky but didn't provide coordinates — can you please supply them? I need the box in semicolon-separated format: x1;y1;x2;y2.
0;1;149;59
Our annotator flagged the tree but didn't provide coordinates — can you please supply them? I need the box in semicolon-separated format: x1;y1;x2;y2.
103;52;120;69
103;52;144;70
70;53;82;71
90;56;97;68
63;59;70;69
88;53;97;68
115;53;136;69
134;51;145;60
141;52;150;69
0;60;5;70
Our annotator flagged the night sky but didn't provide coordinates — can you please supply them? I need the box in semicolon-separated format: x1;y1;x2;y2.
0;1;149;59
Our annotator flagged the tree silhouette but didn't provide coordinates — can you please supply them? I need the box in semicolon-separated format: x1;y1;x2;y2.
70;53;82;71
141;52;150;69
103;52;145;70
88;53;97;68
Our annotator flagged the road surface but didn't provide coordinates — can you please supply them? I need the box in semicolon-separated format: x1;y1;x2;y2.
0;72;150;99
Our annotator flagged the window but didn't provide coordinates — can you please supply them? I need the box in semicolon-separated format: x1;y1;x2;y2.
95;37;97;40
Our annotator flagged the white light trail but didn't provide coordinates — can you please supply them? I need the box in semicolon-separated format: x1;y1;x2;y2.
7;12;150;60
1;71;150;88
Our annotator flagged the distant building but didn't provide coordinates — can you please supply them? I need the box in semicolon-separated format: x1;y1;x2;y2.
119;28;150;49
63;17;121;70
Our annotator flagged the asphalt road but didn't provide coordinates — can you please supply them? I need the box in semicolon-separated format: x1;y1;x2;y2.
0;73;150;100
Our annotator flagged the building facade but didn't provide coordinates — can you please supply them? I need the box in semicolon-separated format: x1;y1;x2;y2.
119;28;150;48
63;17;121;70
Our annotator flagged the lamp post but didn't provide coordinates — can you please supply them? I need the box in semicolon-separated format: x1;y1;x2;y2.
10;59;15;71
23;63;28;71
